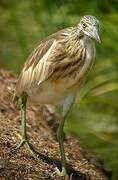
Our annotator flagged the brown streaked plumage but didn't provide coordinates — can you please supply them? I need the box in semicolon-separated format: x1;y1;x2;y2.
16;27;93;104
15;15;100;177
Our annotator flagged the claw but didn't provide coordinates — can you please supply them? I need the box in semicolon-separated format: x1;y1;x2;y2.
55;166;67;177
16;133;26;149
16;139;26;149
16;133;39;159
25;142;39;159
17;133;23;140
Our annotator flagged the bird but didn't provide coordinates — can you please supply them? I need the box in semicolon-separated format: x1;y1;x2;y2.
15;15;100;176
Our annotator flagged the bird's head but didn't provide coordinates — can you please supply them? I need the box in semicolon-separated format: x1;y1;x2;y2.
78;15;101;43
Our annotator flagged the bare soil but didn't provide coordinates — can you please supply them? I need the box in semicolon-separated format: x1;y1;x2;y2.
0;69;112;180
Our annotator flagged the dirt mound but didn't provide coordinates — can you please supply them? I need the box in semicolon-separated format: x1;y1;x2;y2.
0;69;111;180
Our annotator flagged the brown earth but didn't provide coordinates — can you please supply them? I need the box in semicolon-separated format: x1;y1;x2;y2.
0;69;112;180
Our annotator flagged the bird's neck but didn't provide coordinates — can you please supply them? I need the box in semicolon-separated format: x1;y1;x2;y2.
64;28;95;59
80;33;94;47
81;34;96;61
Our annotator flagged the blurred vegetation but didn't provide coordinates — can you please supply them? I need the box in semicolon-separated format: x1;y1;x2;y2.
0;0;118;179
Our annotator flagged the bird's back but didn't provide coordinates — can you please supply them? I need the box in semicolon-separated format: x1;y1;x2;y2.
16;28;72;95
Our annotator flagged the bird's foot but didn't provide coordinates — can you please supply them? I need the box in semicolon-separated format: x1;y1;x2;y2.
55;166;67;177
16;133;38;159
16;133;26;149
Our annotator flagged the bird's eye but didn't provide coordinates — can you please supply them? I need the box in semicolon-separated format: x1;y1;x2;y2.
82;22;86;28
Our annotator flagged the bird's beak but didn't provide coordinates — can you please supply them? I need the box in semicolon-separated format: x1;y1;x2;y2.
90;27;101;43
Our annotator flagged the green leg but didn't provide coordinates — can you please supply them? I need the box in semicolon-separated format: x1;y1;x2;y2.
56;92;76;176
16;93;38;158
16;93;27;148
56;116;67;176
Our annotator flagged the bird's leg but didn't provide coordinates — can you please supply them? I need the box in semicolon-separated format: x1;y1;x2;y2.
57;112;67;176
56;92;76;176
16;92;27;148
16;93;38;158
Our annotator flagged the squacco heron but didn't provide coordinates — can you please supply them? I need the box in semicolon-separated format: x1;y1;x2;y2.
15;15;100;176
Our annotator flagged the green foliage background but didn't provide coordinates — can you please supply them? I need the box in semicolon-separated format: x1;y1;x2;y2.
0;0;118;179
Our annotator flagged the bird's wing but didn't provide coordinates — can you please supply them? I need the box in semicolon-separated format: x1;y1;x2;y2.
16;28;71;95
